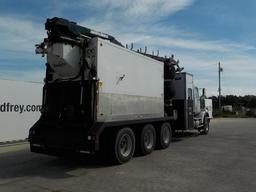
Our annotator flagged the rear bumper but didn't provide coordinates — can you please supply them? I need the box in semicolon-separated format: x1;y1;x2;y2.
28;121;98;156
29;142;93;156
29;132;99;156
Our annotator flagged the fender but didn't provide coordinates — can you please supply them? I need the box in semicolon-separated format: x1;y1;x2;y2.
194;111;209;125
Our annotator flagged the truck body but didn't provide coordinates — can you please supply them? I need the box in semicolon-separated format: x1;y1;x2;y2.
92;38;164;122
29;17;212;163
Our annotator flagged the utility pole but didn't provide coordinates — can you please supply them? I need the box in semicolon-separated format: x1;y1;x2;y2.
218;62;223;112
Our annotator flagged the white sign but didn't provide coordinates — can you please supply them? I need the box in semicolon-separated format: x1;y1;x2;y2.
0;80;42;142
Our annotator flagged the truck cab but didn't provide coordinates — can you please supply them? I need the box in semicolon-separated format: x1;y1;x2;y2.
172;72;212;134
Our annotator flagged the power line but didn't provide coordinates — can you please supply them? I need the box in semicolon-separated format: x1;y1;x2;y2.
218;62;223;112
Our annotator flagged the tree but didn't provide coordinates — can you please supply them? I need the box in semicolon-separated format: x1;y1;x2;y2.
209;95;256;109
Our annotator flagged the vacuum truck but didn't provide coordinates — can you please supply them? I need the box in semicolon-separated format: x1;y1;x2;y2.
29;17;212;164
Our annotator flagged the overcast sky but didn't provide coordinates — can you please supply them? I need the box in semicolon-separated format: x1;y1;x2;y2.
0;0;255;96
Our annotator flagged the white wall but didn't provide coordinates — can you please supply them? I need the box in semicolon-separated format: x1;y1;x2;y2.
0;80;42;142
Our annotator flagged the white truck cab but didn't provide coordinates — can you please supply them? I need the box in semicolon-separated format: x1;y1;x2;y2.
173;72;212;134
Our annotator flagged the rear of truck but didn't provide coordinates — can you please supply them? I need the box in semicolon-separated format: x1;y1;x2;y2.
28;17;168;160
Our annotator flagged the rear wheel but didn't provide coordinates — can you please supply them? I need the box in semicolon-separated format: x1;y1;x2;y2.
111;127;135;164
157;122;172;149
137;124;156;155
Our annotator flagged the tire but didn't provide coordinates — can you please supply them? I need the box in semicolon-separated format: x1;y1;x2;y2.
137;124;156;155
110;127;135;164
200;116;210;135
157;122;172;149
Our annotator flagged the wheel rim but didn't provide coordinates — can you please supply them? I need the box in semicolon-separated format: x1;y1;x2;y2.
144;129;154;150
119;133;133;157
162;125;170;144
